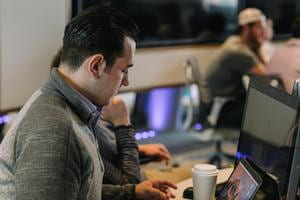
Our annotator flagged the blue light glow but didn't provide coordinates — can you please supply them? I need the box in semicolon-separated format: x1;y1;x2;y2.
142;131;148;139
235;151;250;159
194;123;203;131
148;130;156;137
147;88;177;130
135;133;142;140
0;115;10;125
135;130;157;141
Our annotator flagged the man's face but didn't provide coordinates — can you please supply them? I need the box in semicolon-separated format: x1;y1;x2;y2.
248;20;266;50
96;37;136;106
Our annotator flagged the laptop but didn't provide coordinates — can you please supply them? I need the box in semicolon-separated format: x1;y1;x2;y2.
216;158;262;200
246;158;281;200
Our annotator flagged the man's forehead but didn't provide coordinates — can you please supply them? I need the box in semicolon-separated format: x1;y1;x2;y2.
260;19;267;28
254;19;267;28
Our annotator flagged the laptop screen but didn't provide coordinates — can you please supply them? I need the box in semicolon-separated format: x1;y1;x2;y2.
217;159;262;200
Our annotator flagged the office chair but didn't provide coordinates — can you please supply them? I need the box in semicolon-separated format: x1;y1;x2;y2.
204;97;240;168
182;57;240;168
206;74;285;168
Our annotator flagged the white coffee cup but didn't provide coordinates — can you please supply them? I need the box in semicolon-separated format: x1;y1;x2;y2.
192;164;218;200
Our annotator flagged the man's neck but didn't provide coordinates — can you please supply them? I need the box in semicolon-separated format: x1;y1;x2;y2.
241;34;259;52
57;66;90;100
57;67;77;88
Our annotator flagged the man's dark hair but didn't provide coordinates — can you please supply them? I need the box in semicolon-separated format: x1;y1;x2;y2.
292;16;300;38
51;47;62;69
61;6;139;70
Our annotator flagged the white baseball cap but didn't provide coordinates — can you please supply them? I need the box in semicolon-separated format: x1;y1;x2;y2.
238;8;266;26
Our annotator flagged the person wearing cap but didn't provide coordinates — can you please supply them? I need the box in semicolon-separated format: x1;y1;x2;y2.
267;17;300;94
199;8;267;128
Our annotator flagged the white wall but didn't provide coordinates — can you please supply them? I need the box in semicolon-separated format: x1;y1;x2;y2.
0;0;219;112
125;40;287;93
120;44;219;92
0;0;70;111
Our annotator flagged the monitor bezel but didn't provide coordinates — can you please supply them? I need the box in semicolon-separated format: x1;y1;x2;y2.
248;78;300;110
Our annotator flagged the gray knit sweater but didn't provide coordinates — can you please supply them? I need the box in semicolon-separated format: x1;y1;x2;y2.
0;69;135;200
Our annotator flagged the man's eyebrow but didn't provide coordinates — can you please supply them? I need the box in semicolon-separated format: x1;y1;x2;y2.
127;64;134;68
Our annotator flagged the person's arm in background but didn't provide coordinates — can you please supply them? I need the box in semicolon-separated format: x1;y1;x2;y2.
231;51;267;76
101;97;172;166
249;49;267;75
250;63;266;75
100;97;141;184
100;97;177;199
102;180;177;200
101;125;141;184
138;144;171;165
259;18;275;63
251;19;271;76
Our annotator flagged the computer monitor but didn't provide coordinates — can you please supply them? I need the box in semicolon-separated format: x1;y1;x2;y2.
130;86;183;132
236;78;300;200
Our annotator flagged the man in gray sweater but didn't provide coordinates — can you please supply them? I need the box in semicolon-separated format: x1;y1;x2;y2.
0;5;176;200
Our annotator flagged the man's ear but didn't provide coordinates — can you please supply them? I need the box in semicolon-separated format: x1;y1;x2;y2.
87;54;106;79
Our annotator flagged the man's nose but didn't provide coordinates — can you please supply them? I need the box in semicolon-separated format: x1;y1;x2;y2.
121;75;129;86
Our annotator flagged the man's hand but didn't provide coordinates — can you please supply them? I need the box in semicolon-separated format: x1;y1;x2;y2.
101;97;130;126
138;144;171;165
135;180;177;200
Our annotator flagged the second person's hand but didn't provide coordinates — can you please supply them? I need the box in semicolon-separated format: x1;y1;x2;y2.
101;97;130;126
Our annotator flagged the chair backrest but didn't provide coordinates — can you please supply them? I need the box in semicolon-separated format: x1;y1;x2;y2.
207;96;234;126
182;57;202;99
182;57;237;129
181;57;201;130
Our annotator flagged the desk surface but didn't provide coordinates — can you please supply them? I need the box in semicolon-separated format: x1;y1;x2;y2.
172;167;233;200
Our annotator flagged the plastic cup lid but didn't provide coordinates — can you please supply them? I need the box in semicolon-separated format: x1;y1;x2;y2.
193;164;218;175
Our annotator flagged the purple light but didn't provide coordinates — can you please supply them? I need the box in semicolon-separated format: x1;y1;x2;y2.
148;130;156;137
0;115;10;125
142;131;148;139
147;88;177;130
135;133;142;141
194;123;203;131
235;152;250;159
134;130;158;141
3;115;10;123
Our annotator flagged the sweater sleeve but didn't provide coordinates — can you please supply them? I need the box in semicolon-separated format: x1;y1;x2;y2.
102;184;136;200
103;125;141;184
15;123;82;200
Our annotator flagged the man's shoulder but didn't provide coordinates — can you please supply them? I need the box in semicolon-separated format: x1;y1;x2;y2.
2;91;77;157
209;47;252;67
216;44;257;65
223;35;243;48
222;35;253;54
32;92;71;118
18;91;74;134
